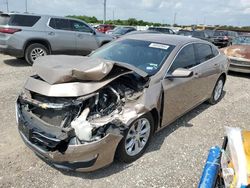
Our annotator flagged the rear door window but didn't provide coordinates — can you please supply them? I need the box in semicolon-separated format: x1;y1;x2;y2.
49;18;71;31
194;43;214;64
8;15;40;27
168;44;197;73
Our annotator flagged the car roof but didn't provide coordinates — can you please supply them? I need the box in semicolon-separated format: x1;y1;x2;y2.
122;26;135;29
2;13;79;20
149;27;170;29
122;33;204;46
3;12;49;17
2;12;92;24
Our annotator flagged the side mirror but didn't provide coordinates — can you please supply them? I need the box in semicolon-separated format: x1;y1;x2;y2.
165;68;193;79
91;29;96;35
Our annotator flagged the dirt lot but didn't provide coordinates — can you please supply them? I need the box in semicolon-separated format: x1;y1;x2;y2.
0;54;249;188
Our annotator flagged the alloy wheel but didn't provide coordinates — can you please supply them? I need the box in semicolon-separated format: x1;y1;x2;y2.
214;80;223;101
30;48;47;61
125;118;151;156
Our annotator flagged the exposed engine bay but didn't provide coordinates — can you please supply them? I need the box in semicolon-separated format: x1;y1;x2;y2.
17;74;148;152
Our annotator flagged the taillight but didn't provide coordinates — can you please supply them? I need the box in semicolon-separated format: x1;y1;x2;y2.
0;28;22;34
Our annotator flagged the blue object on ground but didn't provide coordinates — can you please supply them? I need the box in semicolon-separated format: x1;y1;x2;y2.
198;146;221;188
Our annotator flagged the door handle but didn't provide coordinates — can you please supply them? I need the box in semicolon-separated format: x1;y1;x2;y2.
214;63;219;67
194;72;201;78
48;31;55;36
77;34;83;38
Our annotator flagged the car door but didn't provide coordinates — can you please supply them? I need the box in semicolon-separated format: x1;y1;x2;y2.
70;20;99;55
193;43;221;99
47;18;76;54
161;43;206;126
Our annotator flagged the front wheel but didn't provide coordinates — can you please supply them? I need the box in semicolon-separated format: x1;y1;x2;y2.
25;43;49;65
116;113;154;163
208;77;225;105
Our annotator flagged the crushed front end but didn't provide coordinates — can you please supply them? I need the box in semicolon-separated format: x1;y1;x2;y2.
16;73;148;171
16;90;124;171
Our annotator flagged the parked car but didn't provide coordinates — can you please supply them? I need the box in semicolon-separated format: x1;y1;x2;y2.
177;29;192;37
0;13;113;64
125;30;160;36
16;34;228;172
148;27;175;34
192;30;213;43
204;29;215;38
111;26;136;38
221;35;250;73
211;30;238;48
96;24;115;33
105;29;115;35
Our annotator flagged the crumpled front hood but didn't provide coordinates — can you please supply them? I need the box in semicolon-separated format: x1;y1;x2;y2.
24;55;148;97
33;55;147;85
222;45;250;60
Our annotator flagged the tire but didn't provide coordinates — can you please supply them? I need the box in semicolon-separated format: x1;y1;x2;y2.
116;113;154;163
101;41;110;46
208;76;225;105
25;43;49;65
227;42;232;47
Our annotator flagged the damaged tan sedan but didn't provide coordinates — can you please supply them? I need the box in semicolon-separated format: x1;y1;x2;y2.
222;35;250;73
16;34;229;172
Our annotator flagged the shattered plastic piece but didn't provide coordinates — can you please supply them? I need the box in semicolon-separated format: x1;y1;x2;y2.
71;108;93;141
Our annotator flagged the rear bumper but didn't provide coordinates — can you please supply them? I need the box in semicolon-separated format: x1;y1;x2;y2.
16;100;123;172
0;45;24;57
229;65;250;73
213;41;228;47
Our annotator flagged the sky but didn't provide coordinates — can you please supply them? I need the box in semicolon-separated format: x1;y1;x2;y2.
1;0;250;26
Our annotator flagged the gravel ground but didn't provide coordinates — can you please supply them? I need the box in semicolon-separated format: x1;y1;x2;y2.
0;54;249;188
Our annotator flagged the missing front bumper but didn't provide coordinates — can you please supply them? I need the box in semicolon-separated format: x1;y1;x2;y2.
19;130;122;171
17;99;123;172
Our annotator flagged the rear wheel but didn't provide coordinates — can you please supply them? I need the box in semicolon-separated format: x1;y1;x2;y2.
116;113;154;163
208;76;225;105
25;43;49;65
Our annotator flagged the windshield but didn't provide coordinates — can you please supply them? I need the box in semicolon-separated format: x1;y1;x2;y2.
90;39;175;76
214;31;228;36
113;28;131;35
192;31;205;37
149;28;169;33
178;30;192;36
233;36;250;45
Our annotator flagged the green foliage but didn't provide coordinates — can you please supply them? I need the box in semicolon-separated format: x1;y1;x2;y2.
216;25;250;32
67;15;168;26
67;15;250;32
67;15;98;23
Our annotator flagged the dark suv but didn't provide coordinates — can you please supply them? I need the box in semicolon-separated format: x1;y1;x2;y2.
211;30;238;48
192;30;214;43
0;13;113;64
